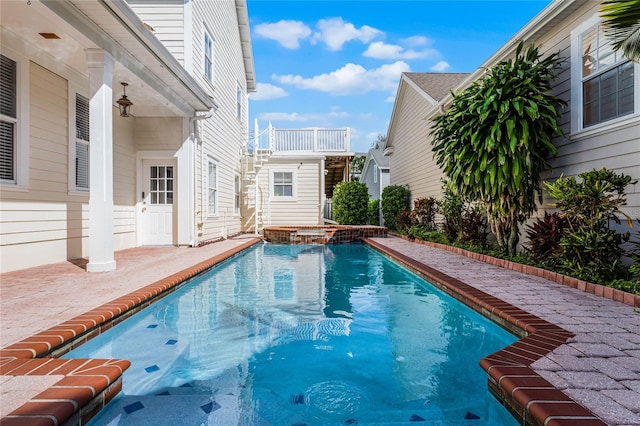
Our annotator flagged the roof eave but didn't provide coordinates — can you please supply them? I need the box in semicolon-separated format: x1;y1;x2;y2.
236;0;257;92
42;0;216;115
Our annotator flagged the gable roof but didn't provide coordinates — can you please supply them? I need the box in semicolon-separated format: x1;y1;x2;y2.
403;73;470;102
361;146;389;180
370;147;389;169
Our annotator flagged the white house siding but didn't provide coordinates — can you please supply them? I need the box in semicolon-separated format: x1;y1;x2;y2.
113;115;137;251
388;84;445;201
380;169;390;198
189;1;249;242
127;0;185;65
529;2;640;226
255;159;323;227
0;60;139;272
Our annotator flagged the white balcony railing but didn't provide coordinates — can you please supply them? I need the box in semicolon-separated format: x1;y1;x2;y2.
252;120;350;154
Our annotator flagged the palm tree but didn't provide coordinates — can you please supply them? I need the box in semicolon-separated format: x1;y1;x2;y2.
600;0;640;62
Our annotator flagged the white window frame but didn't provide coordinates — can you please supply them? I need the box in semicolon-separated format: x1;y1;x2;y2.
271;169;296;201
234;173;241;216
204;27;214;84
0;49;29;190
570;13;640;135
236;83;243;121
207;157;218;216
71;91;90;193
373;164;378;183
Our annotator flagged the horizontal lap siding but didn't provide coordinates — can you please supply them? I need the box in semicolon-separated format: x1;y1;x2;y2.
191;1;248;240
258;161;321;226
0;59;139;272
389;85;444;201
535;2;640;221
127;2;185;64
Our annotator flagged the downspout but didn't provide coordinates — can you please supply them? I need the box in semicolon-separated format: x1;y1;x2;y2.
190;106;216;247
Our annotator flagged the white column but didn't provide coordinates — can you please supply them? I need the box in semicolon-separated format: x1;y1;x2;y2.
86;49;116;272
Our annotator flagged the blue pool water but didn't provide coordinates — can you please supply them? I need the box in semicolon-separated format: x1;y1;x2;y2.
65;243;518;425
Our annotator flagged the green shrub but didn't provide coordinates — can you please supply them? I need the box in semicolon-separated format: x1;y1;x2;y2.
439;181;464;241
333;181;369;225
367;199;380;226
413;197;438;231
545;168;635;281
381;185;410;231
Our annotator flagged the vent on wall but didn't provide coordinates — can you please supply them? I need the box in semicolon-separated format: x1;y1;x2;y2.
39;33;60;39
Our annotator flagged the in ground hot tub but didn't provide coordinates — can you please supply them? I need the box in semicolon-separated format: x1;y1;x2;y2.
263;225;387;244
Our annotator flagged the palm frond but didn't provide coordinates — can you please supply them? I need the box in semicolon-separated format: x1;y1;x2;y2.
600;0;640;62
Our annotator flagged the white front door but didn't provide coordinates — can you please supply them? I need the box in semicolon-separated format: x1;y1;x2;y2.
142;160;175;245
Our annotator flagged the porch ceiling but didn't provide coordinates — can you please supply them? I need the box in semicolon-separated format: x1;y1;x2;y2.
1;0;215;117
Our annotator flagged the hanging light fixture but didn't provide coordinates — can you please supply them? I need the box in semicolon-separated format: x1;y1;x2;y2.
116;82;133;117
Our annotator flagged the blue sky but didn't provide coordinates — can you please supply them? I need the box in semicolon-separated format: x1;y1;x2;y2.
246;0;552;153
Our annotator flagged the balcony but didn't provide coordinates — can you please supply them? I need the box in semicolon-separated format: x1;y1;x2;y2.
252;121;351;155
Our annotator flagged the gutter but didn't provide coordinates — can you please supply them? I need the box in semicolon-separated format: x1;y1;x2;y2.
190;108;218;247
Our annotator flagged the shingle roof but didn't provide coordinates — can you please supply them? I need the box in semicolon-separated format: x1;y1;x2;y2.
403;72;470;102
369;147;389;168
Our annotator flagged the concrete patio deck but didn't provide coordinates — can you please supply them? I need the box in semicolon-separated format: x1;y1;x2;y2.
1;235;639;425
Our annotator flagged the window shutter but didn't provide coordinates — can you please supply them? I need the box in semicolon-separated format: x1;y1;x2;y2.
76;94;90;142
76;141;89;189
75;94;90;189
0;54;16;181
0;55;16;119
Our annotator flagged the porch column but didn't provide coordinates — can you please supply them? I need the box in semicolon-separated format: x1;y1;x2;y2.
86;49;116;272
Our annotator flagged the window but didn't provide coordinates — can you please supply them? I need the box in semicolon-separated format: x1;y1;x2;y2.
234;174;241;215
572;15;637;132
373;164;378;183
204;30;213;82
272;170;294;200
75;94;90;190
0;54;17;183
149;166;173;205
208;158;218;215
236;83;242;120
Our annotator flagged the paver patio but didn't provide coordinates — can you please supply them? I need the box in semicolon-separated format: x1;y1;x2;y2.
1;235;638;425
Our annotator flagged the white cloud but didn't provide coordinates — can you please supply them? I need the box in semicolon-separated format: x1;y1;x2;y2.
430;61;451;72
362;41;437;60
254;20;311;49
274;61;410;96
384;95;396;103
402;36;430;47
258;110;350;124
250;83;288;101
312;17;383;51
258;112;310;122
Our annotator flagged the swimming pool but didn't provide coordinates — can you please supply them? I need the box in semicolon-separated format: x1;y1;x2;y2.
64;243;518;425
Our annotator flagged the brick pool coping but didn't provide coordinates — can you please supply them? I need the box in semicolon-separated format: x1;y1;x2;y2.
264;225;387;244
0;238;260;426
364;238;607;426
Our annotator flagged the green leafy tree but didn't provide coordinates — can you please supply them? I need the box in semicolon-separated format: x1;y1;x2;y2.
600;0;640;63
381;185;410;231
350;155;366;181
430;42;565;254
333;181;369;225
